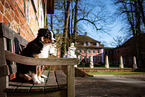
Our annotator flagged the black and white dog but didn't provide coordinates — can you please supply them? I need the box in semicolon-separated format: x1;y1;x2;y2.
17;28;56;84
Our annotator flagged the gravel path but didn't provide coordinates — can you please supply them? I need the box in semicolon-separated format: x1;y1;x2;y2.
75;74;145;97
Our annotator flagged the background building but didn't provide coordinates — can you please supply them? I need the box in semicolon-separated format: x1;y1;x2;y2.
75;32;104;67
104;33;145;68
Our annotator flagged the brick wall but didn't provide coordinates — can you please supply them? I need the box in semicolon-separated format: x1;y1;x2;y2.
0;0;43;42
77;48;104;65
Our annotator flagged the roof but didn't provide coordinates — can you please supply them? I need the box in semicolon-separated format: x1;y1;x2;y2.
76;45;104;49
120;33;145;48
75;35;100;43
74;35;104;49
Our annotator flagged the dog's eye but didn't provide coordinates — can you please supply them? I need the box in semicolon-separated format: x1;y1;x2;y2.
45;34;51;39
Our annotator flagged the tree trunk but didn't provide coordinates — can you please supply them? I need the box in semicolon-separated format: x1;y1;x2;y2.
134;1;143;68
71;1;74;39
51;14;53;31
61;0;71;58
73;0;78;40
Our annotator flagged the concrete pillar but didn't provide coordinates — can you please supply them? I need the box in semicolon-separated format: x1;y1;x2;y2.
105;55;109;68
90;55;94;68
133;56;137;69
119;56;124;68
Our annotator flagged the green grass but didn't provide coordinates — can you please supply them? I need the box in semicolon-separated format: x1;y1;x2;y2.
88;71;145;75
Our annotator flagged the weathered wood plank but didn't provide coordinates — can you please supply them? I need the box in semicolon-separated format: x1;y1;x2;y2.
4;86;17;92
67;65;75;97
31;82;45;92
46;71;57;86
5;50;80;66
15;86;31;92
0;36;9;97
21;83;34;87
45;70;58;91
9;81;22;86
15;82;33;92
6;82;21;92
55;70;67;89
5;69;68;93
31;70;48;92
30;86;44;92
0;65;9;77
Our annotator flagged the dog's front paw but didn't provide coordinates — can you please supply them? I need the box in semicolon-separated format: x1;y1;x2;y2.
32;74;41;84
41;74;47;78
34;79;41;84
38;76;44;83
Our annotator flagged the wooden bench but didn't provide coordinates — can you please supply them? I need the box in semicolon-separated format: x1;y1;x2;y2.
0;23;79;97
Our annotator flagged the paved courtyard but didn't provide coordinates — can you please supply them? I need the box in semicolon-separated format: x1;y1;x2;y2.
75;74;145;97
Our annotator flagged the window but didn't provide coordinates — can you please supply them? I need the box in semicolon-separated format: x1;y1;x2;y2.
107;51;109;54
84;42;86;46
80;56;81;60
88;42;90;46
39;0;44;28
89;56;91;61
79;49;82;53
129;57;132;64
114;60;115;64
117;50;119;53
24;0;26;16
33;0;37;8
26;0;30;24
97;49;100;53
116;60;119;64
93;49;95;53
122;49;125;53
93;56;95;62
123;57;125;63
97;56;100;62
109;51;112;54
116;50;118;54
88;49;91;53
96;43;99;46
84;49;86;53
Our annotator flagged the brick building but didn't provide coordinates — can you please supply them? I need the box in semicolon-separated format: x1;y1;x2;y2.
104;33;145;68
0;0;54;41
75;32;104;66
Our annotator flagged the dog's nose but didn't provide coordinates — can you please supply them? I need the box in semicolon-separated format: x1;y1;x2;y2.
52;38;56;43
54;40;56;43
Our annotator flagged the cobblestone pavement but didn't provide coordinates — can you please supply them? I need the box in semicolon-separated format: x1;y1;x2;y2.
75;74;145;97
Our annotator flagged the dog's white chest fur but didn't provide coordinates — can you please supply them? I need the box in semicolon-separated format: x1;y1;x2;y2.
38;44;51;58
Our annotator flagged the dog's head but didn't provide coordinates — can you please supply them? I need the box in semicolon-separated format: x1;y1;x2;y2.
37;28;56;44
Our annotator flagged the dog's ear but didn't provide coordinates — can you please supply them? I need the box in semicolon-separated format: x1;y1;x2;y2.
38;29;49;36
38;29;45;37
50;31;55;38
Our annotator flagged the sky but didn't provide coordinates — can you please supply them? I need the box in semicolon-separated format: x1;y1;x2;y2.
79;0;128;48
48;0;129;48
